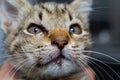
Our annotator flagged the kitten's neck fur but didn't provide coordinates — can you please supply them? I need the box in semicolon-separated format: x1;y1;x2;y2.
19;71;87;80
56;72;87;80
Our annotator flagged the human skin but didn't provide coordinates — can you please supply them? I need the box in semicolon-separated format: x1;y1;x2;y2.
0;60;95;80
0;60;15;80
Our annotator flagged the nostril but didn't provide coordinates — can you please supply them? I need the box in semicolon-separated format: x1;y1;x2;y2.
51;39;68;50
64;40;68;45
51;40;59;46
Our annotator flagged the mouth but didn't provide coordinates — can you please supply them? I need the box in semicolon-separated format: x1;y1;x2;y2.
52;54;65;65
36;53;68;67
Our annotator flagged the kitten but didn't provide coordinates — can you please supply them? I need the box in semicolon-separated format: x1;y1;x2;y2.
0;0;92;80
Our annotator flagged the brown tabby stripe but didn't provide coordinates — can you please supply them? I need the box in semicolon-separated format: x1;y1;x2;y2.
69;13;73;21
41;5;52;13
39;12;43;20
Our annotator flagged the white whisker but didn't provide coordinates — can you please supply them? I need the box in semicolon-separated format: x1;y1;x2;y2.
86;56;120;79
27;62;36;76
82;50;120;64
88;61;104;80
9;59;29;80
77;57;97;80
88;59;115;80
4;59;28;80
93;7;110;10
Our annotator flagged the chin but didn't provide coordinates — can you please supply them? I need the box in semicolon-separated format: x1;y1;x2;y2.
38;59;80;78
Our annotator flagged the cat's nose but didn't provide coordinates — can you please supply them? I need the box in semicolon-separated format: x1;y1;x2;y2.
49;28;69;50
52;38;68;50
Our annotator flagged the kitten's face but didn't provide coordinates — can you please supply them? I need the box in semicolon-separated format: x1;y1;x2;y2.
1;0;92;79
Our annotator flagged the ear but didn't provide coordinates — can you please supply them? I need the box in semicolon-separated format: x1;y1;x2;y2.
0;0;30;33
70;0;93;26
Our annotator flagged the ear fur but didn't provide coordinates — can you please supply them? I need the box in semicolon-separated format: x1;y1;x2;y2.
70;0;93;26
0;0;31;33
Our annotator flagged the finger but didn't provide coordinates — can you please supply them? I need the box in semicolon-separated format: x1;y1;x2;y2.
0;60;15;80
85;67;95;80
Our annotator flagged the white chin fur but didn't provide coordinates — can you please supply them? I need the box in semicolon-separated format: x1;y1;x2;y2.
39;59;80;78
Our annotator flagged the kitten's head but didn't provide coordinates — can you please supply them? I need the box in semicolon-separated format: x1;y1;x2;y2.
0;0;92;79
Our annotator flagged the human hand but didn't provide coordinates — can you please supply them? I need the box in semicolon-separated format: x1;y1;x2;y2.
0;60;15;80
85;67;95;80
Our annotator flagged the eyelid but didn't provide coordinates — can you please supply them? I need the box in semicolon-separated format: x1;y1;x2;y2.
70;24;80;28
28;23;40;29
28;23;48;33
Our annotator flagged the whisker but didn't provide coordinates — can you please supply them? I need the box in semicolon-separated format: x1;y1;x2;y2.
9;59;30;80
82;50;120;64
88;59;115;80
88;61;104;80
0;54;24;58
4;59;27;80
77;58;97;80
93;7;110;10
70;52;97;80
86;56;120;79
27;63;35;76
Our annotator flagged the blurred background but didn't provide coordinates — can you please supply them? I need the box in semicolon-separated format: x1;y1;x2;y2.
90;0;120;61
0;0;120;80
89;0;120;79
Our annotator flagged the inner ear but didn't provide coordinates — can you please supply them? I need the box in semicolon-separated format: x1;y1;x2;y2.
1;0;19;21
4;1;18;19
0;0;32;33
0;0;19;33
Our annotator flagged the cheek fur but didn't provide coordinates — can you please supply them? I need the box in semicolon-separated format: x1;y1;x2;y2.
63;40;91;61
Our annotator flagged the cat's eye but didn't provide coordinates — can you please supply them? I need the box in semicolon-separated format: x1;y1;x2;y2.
69;24;82;34
28;24;41;34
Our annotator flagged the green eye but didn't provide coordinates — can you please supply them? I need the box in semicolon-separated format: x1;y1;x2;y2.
69;24;82;34
28;24;41;34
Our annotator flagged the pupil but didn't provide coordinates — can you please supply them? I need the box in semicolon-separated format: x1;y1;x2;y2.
70;28;75;33
34;27;38;33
